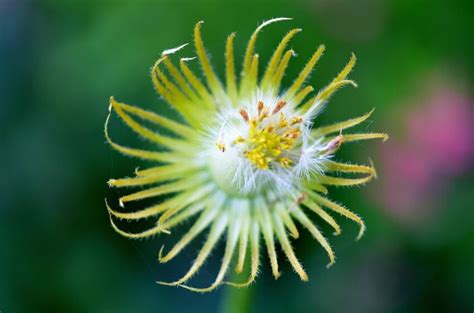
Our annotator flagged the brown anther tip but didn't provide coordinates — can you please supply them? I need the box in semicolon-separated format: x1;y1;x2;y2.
334;134;344;145
272;100;287;114
324;135;344;155
297;193;307;203
257;100;264;114
239;109;249;122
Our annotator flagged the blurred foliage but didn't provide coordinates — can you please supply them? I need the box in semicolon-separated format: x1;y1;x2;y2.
1;0;473;312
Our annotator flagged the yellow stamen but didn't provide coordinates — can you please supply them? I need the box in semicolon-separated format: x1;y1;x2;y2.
234;136;245;144
291;116;302;125
236;100;302;170
278;157;292;168
216;142;226;152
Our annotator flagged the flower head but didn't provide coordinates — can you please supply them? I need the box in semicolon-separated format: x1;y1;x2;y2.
105;18;388;292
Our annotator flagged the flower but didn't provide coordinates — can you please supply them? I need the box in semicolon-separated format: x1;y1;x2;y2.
375;79;473;223
105;18;387;292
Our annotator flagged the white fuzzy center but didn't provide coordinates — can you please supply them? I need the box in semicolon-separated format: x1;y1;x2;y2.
206;94;330;197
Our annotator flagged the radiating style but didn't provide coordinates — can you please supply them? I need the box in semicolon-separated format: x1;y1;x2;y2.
105;18;388;292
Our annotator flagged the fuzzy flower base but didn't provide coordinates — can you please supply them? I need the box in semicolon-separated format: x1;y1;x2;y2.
105;18;387;292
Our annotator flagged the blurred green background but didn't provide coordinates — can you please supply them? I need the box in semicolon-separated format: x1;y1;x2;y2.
1;0;473;312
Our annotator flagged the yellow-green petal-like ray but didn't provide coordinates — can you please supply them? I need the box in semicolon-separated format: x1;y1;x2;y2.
135;163;198;177
312;109;375;137
240;54;259;96
276;204;299;239
311;79;357;107
261;28;301;89
313;173;374;187
299;95;319;113
110;97;188;149
333;52;356;84
225;33;238;102
158;195;224;263
108;184;214;220
226;217;260;288
338;133;389;143
108;165;200;188
291;85;314;107
308;191;365;240
257;202;280;279
158;212;228;286
284;45;325;101
104;112;183;163
303;200;341;235
242;17;291;79
118;175;208;205
179;58;215;109
158;202;207;230
162;57;202;104
155;64;192;103
111;97;196;138
272;209;308;281
194;21;224;96
306;182;328;194
106;200;166;239
324;160;375;174
151;63;195;124
235;201;251;273
180;205;242;292
153;64;204;124
291;206;335;267
268;49;295;94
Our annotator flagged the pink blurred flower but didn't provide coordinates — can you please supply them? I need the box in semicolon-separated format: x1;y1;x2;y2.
376;82;474;223
407;90;473;174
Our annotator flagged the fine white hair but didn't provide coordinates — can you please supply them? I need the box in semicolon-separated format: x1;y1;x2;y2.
203;89;328;196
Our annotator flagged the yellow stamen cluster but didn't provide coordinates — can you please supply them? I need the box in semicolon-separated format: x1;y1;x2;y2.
235;100;302;170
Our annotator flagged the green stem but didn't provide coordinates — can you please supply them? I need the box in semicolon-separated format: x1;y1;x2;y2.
220;283;254;313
